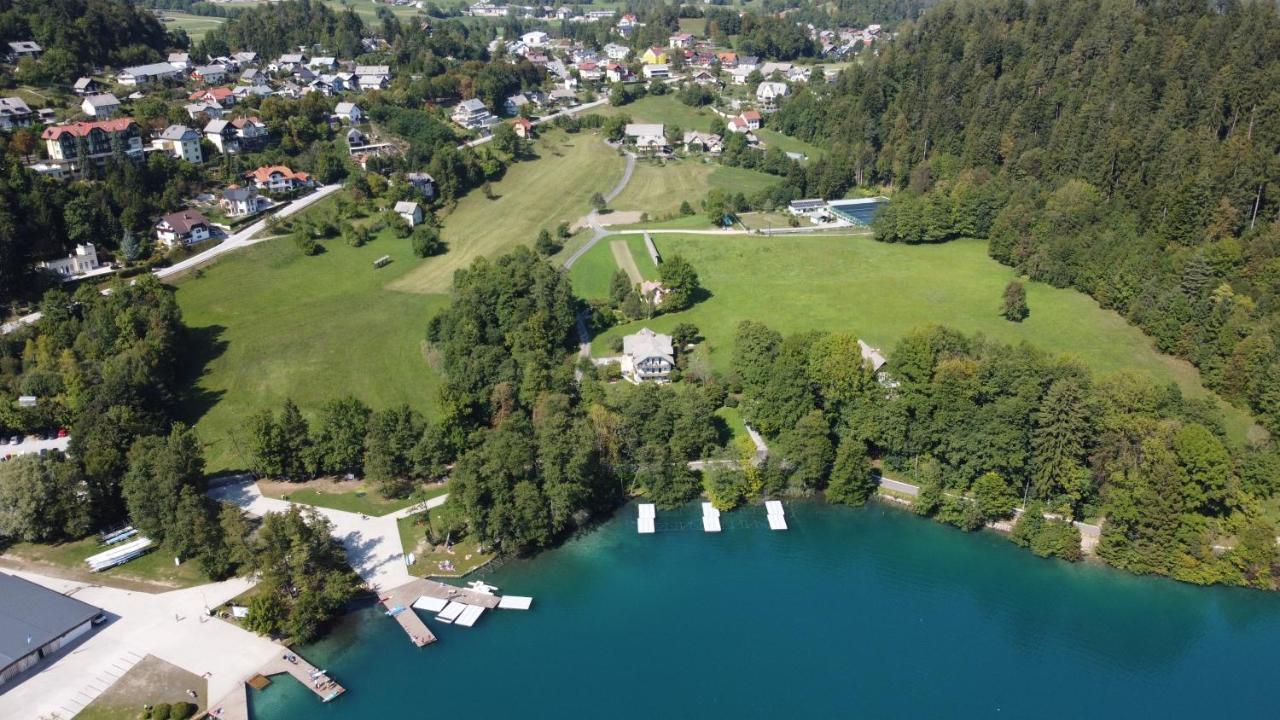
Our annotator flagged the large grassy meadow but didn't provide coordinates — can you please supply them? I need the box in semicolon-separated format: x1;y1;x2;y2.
172;229;446;473
611;158;779;218
387;129;625;295
586;233;1259;442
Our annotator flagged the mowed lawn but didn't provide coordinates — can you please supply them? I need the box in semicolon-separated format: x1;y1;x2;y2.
591;234;1259;442
387;129;625;295
157;12;227;42
572;234;657;299
611;158;779;218
172;235;446;473
600;94;722;133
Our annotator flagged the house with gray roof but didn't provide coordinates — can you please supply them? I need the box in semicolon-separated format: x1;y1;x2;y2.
623;328;675;383
80;93;121;119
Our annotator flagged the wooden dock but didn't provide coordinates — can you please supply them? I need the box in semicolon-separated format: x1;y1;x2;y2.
259;650;345;702
379;585;437;647
389;577;503;608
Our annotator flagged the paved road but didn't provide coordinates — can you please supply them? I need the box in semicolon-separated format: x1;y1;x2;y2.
2;185;343;336
561;149;637;270
878;474;921;497
156;183;342;280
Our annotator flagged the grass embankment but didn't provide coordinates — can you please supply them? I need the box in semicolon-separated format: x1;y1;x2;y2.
259;478;449;516
397;513;494;577
76;655;206;720
0;536;208;590
171;214;447;473
588;234;1259;443
387;129;625;295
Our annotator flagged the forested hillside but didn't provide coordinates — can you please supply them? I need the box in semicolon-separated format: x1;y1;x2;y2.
772;0;1280;433
0;0;172;80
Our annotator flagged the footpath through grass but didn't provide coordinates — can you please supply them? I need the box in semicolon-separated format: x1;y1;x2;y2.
172;228;446;473
590;233;1259;443
388;129;625;295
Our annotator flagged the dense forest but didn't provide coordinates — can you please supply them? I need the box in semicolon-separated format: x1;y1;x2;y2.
730;321;1280;588
0;0;172;80
770;0;1280;434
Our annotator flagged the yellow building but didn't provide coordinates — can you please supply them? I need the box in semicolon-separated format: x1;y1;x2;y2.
641;46;669;65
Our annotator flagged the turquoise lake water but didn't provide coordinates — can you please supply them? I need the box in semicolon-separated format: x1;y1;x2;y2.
250;503;1280;718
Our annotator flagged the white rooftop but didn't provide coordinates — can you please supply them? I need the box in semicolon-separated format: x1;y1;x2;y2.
623;328;673;360
624;123;664;138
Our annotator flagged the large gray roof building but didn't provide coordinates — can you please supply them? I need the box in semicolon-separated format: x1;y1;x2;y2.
0;572;101;685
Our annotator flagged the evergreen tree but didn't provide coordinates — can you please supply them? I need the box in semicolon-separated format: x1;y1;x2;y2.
826;433;875;506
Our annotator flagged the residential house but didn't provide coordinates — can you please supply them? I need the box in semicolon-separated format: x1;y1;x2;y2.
72;77;101;96
625;123;668;156
682;130;722;155
715;51;738;67
220;186;265;217
406;172;436;200
310;74;347;96
334;102;364;124
117;62;181;86
231;116;268;149
192;64;228;85
548;88;578;106
728;66;754;85
605;63;633;83
7;41;42;61
239;68;268;86
511;116;534;139
577;62;602;82
354;65;391;91
272;54;308;73
40;118;145;175
586;9;616;21
787;66;812;83
309;56;338;71
346;127;368;149
203;119;237;153
394;201;423;227
504;93;531;116
232;51;259;66
188;87;235;107
737;55;760;71
689;69;719;86
247;165;313;192
154;209;211;248
642;63;670;80
758;61;793;79
451;98;499;130
603;43;630;61
466;2;508;17
151;125;203;163
623;328;674;383
756;81;789;109
668;32;694;49
37;243;101;277
732;110;762;131
167;52;191;71
616;14;639;37
80;93;121;119
185;102;223;121
640;47;669;65
0;97;34;130
520;31;549;47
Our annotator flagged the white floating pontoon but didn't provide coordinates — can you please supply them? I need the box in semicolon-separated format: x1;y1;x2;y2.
497;595;533;610
454;604;486;627
412;596;449;613
435;601;467;623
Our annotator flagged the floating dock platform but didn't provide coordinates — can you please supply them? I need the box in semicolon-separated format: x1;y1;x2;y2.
701;502;722;532
498;595;533;610
258;650;345;702
455;604;486;627
638;503;656;534
436;601;467;623
765;500;787;530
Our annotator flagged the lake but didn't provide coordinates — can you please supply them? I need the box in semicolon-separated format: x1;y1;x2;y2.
250;502;1280;718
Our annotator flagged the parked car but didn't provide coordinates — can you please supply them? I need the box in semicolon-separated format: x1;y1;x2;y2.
8;436;19;445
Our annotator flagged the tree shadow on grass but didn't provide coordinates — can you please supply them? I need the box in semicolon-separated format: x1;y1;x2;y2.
175;323;228;429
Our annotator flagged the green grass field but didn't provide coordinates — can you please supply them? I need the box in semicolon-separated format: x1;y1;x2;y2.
156;12;227;42
589;234;1259;443
572;234;657;300
387;129;625;295
601;95;721;134
612;158;779;218
260;479;449;516
755;128;826;160
172;231;446;473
